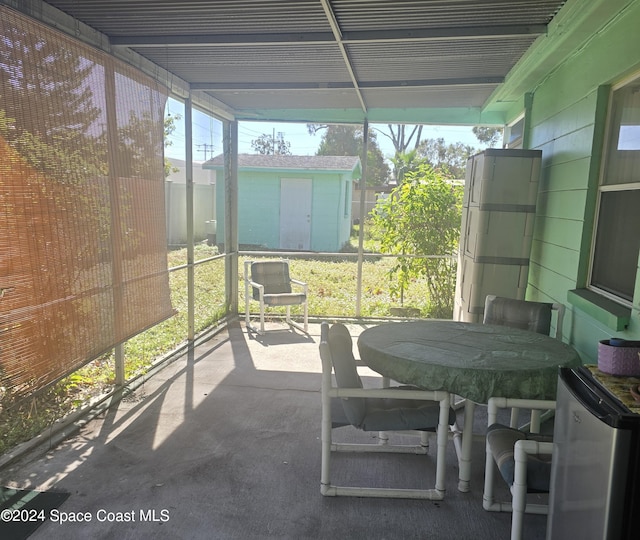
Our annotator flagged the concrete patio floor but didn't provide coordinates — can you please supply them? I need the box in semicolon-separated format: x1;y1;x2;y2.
1;320;548;539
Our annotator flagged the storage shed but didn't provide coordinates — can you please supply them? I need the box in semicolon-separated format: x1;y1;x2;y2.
203;154;361;252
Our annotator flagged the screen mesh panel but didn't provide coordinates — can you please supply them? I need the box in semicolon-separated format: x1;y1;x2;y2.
0;7;174;395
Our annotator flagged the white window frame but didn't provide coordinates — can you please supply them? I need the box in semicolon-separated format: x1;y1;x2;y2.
588;73;640;307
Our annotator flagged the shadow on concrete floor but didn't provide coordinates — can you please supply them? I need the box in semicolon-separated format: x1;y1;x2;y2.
0;321;547;540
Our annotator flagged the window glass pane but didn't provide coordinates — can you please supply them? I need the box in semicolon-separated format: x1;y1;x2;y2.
591;190;640;301
507;117;524;148
603;80;640;185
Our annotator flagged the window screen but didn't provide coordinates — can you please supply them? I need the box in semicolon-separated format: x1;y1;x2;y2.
590;77;640;304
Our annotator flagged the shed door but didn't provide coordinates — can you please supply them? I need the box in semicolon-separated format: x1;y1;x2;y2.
280;178;312;250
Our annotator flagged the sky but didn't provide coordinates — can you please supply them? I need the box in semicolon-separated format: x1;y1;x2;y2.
164;97;482;162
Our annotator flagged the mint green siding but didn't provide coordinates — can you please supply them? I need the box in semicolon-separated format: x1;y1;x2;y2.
521;3;640;362
213;168;355;252
311;174;352;252
238;173;282;248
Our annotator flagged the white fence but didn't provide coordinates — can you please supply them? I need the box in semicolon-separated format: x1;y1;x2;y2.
165;180;216;245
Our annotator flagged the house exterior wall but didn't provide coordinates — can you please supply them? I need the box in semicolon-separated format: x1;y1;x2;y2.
215;169;352;252
522;3;640;362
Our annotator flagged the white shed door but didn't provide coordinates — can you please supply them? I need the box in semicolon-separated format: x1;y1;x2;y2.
280;178;312;250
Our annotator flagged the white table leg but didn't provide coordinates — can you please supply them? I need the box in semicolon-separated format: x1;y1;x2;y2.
458;400;476;492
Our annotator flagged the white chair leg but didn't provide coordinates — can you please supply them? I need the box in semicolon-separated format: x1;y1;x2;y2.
511;441;529;540
320;359;333;496
303;300;308;332
529;409;541;433
244;261;251;330
510;407;520;428
259;293;265;334
458;400;475;492
434;395;450;494
420;430;430;450
483;435;497;510
245;285;250;329
511;497;525;540
320;413;333;496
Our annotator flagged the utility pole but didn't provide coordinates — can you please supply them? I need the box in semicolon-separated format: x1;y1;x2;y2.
197;143;215;160
271;131;285;155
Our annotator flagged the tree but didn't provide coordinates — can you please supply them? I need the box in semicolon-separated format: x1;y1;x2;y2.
416;138;477;179
114;109;167;179
163;113;181;178
377;124;423;182
372;164;463;318
385;124;423;154
251;132;291;155
308;124;389;186
0;27;101;152
472;126;503;147
389;149;428;184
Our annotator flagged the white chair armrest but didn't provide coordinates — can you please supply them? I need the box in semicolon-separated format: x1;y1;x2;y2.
330;387;449;402
247;280;264;300
514;439;553;458
487;397;556;426
290;278;308;294
513;439;554;491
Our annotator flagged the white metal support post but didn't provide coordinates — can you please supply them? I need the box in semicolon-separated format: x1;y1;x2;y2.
224;120;239;315
185;94;195;341
356;119;369;318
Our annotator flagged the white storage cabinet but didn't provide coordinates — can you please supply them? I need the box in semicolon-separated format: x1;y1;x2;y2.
454;149;542;322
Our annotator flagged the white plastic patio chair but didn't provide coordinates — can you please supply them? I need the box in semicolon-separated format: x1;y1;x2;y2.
483;397;556;540
482;295;564;427
319;322;456;499
483;295;565;340
244;259;308;335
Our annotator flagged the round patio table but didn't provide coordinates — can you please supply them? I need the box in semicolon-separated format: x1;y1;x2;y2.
357;320;582;491
357;321;581;404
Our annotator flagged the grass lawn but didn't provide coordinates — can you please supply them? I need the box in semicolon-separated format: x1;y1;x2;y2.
0;242;453;455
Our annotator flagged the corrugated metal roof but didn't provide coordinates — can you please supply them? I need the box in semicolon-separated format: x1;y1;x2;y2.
11;0;571;123
204;154;361;171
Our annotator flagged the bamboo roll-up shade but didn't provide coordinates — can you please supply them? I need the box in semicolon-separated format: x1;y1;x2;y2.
0;7;174;397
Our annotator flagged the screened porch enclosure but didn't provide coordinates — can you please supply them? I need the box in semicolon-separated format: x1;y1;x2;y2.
5;0;627;453
0;3;459;408
4;2;640;539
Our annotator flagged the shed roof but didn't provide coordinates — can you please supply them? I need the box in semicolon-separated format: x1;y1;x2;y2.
203;154;361;174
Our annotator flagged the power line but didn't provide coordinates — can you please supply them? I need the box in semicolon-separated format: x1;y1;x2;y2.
196;143;216;160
